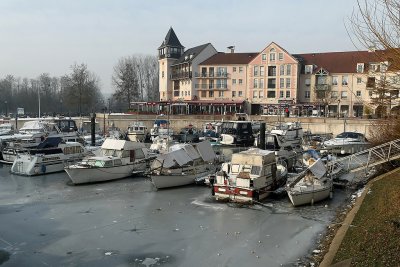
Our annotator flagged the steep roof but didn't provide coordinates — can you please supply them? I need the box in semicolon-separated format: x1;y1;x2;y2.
294;50;397;74
199;52;258;65
159;27;184;49
172;43;211;65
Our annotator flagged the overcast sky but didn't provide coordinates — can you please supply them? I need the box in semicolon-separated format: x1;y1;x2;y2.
0;0;359;95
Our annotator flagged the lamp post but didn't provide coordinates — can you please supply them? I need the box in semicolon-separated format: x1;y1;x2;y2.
107;98;111;114
102;107;107;137
337;99;341;119
4;101;8;117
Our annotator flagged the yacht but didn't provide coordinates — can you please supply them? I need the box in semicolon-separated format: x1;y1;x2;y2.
212;148;287;203
150;141;218;189
321;131;370;154
65;139;151;184
174;124;200;143
10;137;88;176
127;122;148;142
199;122;222;145
0;123;14;136
150;115;173;141
220;121;254;146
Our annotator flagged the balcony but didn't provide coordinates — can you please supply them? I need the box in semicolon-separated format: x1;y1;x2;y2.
171;71;192;80
194;84;229;90
315;84;331;91
194;72;229;78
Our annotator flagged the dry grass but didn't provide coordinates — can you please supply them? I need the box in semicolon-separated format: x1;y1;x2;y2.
333;170;400;266
369;117;400;146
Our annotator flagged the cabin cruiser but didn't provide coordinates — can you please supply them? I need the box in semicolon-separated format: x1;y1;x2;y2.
321;132;370;155
127;122;148;142
212;148;287;203
173;124;200;143
286;158;333;206
10;137;88;176
199;122;222;145
220;121;254;146
150;141;218;189
149;135;178;155
0;123;14;136
150;115;173;141
65;139;151;184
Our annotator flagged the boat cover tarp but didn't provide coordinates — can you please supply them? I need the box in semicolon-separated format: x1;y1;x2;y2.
309;158;326;179
19;121;46;132
37;137;63;149
195;140;216;162
155;148;192;168
232;148;275;166
101;139;145;151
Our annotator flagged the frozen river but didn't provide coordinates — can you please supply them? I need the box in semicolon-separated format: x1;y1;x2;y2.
0;147;351;267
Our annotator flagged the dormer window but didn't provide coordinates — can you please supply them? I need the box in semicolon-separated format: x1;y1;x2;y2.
356;63;364;73
305;65;313;74
269;48;276;61
369;63;379;72
380;62;388;72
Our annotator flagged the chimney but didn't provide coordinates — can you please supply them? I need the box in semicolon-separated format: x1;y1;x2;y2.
227;46;235;53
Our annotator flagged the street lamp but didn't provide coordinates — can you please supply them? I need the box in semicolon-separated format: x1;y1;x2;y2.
337;99;341;119
4;101;8;117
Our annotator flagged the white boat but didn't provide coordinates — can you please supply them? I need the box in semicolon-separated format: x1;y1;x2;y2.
0;123;14;136
127;122;148;142
10;137;88;176
321;131;370;155
150;115;174;141
65;139;150;184
83;134;105;146
286;159;333;206
212;148;287;203
149;135;178;155
150;141;218;189
220;121;255;146
199;122;222;145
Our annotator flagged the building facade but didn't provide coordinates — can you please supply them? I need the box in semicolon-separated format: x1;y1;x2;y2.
157;28;400;117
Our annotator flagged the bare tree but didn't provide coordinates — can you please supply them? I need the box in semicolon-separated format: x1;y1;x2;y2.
112;56;139;110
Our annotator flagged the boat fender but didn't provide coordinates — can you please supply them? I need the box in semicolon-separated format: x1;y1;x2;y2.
41;164;46;173
34;167;40;174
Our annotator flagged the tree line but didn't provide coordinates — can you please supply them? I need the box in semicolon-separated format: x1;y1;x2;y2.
0;54;159;117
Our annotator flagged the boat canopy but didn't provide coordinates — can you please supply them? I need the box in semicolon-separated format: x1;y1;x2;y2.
19;121;47;133
101;139;145;151
308;159;326;179
37;137;63;149
231;148;275;166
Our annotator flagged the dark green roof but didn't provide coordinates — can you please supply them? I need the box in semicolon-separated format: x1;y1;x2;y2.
159;27;184;49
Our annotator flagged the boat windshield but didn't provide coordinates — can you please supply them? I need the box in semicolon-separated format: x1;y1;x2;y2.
336;132;362;139
264;135;280;150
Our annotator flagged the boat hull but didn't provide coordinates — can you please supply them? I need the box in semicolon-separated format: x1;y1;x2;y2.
127;133;145;142
65;162;146;184
151;165;216;189
287;186;331;206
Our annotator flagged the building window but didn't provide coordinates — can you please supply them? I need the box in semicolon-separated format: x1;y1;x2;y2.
341;91;348;98
279;91;284;98
357;77;362;84
267;91;276;98
219;91;224;97
280;78;284;88
369;91;373;96
260;66;265;76
268;78;276;89
286;65;291;75
280;65;285;75
305;78;311;86
305;65;313;74
232;79;236;85
331;91;338;98
201;91;206;97
162;71;164;78
259;78;264;89
239;79;243;85
357;63;364;73
380;62;388;72
254;66;259;76
286;91;291;98
305;91;310;98
356;90;361;97
278;53;284;61
209;91;214;97
259;90;264;98
342;76;348;86
232;91;236;97
238;91;243;97
270;53;276;61
286;78;291;88
369;63;378;72
253;90;258;98
253;78;258;88
262;54;267;61
239;67;243;73
332;76;338;85
367;77;376;87
233;67;237;72
268;66;276;76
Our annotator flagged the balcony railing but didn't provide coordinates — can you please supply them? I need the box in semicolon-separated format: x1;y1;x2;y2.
194;72;229;78
194;84;229;90
315;84;331;91
171;71;192;80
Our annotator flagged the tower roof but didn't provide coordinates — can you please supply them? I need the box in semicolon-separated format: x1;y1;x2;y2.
159;27;184;49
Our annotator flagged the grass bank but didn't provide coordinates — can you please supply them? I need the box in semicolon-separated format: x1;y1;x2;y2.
333;169;400;266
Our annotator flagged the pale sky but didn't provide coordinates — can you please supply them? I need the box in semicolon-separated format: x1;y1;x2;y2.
0;0;359;95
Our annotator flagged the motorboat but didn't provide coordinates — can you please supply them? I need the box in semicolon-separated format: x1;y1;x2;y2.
79;120;101;135
127;122;148;142
150;141;218;189
286;158;333;206
150;115;173;141
220;121;255;146
83;134;105;146
65;139;151;184
173;124;200;143
149;135;178;155
10;137;88;176
321;132;370;155
199;122;222;145
0;123;14;136
212;148;287;203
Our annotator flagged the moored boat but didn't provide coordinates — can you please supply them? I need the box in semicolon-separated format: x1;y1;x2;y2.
321;131;370;155
150;141;218;189
65;139;150;184
127;122;148;142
